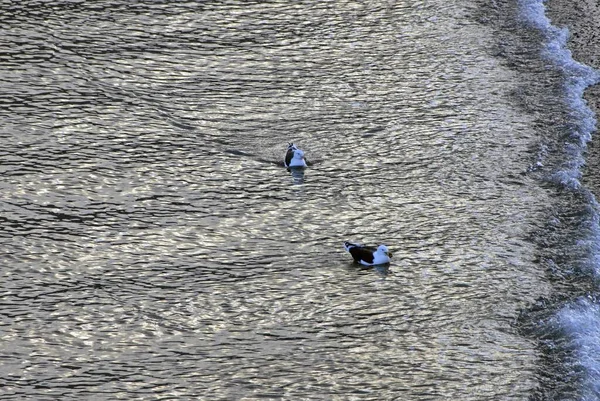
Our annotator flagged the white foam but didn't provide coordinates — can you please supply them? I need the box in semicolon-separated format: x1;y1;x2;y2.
519;0;600;270
557;299;600;399
519;1;600;398
519;0;600;190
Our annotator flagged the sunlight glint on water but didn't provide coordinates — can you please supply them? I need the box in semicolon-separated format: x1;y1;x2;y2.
0;0;597;399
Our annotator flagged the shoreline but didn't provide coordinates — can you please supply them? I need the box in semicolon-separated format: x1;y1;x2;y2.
545;0;600;194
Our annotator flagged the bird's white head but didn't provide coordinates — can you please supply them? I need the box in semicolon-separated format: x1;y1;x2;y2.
377;245;392;257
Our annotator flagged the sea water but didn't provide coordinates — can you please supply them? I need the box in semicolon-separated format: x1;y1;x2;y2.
1;0;600;399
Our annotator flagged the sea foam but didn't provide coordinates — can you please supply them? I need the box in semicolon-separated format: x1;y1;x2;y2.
519;0;600;398
520;0;600;190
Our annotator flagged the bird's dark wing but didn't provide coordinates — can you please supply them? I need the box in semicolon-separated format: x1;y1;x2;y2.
348;246;375;264
284;149;294;167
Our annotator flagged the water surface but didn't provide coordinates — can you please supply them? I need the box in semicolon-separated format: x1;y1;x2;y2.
0;0;589;399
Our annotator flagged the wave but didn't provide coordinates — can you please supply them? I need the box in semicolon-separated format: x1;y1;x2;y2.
520;0;600;190
519;0;600;398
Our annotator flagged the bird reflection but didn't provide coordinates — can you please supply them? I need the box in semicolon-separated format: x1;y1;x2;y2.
288;166;305;185
347;263;391;277
372;264;391;277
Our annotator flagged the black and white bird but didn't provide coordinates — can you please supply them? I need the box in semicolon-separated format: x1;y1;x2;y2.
344;241;393;266
284;143;308;168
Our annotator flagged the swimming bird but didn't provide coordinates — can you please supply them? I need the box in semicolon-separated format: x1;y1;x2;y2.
284;143;308;168
344;241;393;266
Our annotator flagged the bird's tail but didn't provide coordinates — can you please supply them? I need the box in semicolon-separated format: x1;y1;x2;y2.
344;241;358;252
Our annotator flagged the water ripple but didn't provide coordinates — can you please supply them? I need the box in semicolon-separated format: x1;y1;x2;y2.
0;0;558;399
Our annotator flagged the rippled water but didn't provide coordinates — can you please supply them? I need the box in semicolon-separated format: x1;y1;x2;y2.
0;0;584;399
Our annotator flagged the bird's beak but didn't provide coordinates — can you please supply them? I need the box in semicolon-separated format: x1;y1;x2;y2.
387;251;393;258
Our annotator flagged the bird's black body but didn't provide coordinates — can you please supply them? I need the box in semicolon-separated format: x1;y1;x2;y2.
344;241;376;264
343;241;392;266
284;147;295;168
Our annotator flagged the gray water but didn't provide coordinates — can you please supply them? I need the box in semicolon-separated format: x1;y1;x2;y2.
0;1;564;399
